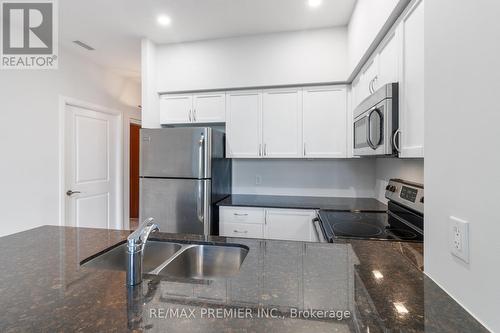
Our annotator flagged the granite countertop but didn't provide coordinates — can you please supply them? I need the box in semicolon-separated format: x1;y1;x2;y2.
0;226;488;332
217;194;388;212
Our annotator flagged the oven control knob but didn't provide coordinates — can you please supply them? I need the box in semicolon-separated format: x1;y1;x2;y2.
420;196;424;203
387;185;397;193
385;185;391;191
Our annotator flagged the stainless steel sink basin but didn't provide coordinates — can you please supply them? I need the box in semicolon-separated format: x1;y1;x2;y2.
153;244;249;279
81;240;248;281
81;241;182;273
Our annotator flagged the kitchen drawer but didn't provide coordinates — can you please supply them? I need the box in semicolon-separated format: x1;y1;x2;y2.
220;222;264;239
220;207;265;224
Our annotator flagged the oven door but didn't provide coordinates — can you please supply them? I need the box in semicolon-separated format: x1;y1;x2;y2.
353;100;394;156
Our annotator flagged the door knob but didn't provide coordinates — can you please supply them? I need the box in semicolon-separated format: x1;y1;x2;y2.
66;190;81;196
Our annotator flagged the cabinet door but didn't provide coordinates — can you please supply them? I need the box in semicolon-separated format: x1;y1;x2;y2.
303;86;347;158
351;76;362;109
159;94;192;124
399;0;424;157
262;241;302;307
226;91;262;158
262;89;302;158
303;243;352;310
376;29;400;89
359;58;379;101
227;238;262;305
193;93;226;123
264;209;316;242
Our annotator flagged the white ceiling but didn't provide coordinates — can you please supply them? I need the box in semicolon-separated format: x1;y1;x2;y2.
60;0;356;79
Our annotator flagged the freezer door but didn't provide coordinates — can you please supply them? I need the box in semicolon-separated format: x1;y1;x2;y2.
141;128;211;179
140;178;211;235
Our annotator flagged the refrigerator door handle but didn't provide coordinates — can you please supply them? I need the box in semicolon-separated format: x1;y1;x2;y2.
198;134;205;178
197;181;205;224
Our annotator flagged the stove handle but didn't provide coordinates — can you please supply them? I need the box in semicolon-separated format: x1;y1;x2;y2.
312;218;328;243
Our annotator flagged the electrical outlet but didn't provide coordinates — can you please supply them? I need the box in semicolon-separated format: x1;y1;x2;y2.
449;216;469;263
255;175;262;185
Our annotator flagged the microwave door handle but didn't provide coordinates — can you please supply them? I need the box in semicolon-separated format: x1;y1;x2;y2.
371;108;383;147
367;109;383;149
366;113;375;149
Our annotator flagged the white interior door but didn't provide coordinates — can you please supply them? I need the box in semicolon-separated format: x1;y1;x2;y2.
65;104;120;229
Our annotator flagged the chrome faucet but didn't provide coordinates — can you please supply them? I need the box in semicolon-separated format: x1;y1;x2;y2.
126;218;159;286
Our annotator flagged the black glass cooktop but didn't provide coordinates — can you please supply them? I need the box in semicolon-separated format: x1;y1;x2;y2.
318;209;423;243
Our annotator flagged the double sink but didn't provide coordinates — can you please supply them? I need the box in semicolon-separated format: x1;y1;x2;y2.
81;240;249;280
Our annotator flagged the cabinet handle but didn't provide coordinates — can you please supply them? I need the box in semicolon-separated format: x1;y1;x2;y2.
188;110;192;122
264;144;267;156
233;213;248;216
193;109;197;122
233;230;248;234
259;144;262;157
303;142;306;156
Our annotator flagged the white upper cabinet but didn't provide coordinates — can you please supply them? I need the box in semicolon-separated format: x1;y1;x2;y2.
193;93;226;123
160;92;226;125
226;91;262;158
159;94;192;124
262;89;302;158
398;0;424;158
303;86;347;158
349;0;424;158
376;29;400;90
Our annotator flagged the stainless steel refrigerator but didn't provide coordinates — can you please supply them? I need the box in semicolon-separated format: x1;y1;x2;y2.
139;127;231;236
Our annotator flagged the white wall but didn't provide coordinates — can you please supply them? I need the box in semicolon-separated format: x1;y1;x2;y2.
154;28;348;92
232;159;376;197
141;39;160;129
374;158;424;203
0;46;141;237
347;0;402;73
425;0;500;331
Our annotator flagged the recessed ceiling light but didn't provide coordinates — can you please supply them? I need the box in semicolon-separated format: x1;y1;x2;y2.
308;0;323;8
157;14;171;27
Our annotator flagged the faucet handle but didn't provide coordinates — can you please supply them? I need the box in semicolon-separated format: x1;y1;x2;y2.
127;217;160;252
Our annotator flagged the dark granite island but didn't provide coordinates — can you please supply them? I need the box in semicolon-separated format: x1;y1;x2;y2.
0;226;488;332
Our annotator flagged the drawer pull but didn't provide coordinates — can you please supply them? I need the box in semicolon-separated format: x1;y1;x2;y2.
233;230;248;234
233;213;249;216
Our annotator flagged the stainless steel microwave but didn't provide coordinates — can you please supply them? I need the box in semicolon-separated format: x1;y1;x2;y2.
353;83;399;156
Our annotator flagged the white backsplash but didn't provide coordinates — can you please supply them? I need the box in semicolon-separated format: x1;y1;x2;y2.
232;158;424;202
232;159;377;197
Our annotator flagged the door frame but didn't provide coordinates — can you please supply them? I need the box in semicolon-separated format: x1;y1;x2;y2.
58;96;124;229
123;117;141;230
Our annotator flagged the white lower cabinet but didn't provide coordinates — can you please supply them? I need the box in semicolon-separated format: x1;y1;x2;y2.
220;222;264;239
219;206;317;242
264;209;317;242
